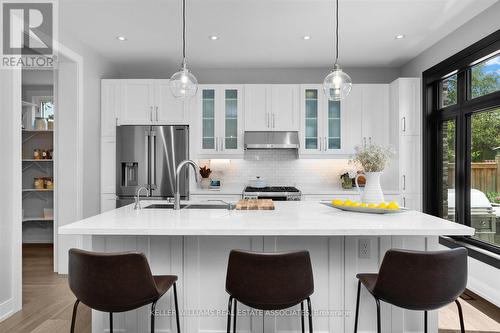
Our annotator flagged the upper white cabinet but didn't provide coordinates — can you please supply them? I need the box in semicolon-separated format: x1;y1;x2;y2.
244;84;299;131
101;80;121;137
392;78;421;136
196;85;244;157
359;84;390;146
155;79;187;124
107;79;187;125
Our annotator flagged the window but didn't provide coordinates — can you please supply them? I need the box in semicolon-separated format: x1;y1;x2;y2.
469;108;500;246
471;54;500;99
424;30;500;258
441;74;457;107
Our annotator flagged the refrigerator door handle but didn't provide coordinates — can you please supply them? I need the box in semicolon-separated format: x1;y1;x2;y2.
150;130;157;190
145;130;151;190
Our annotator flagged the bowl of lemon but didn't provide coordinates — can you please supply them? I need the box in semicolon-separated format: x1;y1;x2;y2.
326;199;406;214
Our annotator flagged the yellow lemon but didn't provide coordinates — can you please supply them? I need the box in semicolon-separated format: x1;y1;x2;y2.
332;199;344;206
344;200;353;207
387;201;400;210
360;203;368;207
368;203;378;208
377;202;387;209
351;202;361;207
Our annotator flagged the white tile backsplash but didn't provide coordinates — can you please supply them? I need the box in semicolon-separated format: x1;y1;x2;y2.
199;150;350;188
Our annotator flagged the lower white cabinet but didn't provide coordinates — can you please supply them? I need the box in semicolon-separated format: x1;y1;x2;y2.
100;136;116;194
100;193;117;212
400;193;422;211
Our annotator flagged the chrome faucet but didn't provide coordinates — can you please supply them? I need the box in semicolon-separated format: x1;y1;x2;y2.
174;160;200;210
134;186;149;210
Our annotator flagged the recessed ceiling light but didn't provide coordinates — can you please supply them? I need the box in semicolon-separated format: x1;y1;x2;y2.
395;34;405;39
116;36;127;41
209;35;219;40
303;35;311;40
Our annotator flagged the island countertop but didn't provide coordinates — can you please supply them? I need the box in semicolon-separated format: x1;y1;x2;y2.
58;200;474;236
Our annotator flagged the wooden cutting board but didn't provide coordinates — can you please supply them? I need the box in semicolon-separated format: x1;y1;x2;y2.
235;199;275;210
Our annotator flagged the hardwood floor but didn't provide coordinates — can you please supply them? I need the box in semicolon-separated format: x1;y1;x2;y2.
0;244;90;333
0;244;498;333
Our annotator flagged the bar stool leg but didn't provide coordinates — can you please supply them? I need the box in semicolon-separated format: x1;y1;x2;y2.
375;299;381;333
455;299;465;333
227;297;233;333
301;301;305;333
151;301;157;333
424;311;428;333
306;297;313;333
233;299;238;333
70;300;80;333
109;312;113;333
354;281;361;333
173;283;181;333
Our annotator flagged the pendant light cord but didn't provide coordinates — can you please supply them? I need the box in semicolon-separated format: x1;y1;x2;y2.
335;0;339;64
182;0;187;67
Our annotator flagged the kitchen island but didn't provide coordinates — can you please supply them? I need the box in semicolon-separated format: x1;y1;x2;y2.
59;201;473;333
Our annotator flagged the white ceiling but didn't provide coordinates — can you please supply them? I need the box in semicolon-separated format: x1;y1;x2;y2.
60;0;498;70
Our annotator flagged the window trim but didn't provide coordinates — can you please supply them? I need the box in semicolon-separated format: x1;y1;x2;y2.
423;29;500;267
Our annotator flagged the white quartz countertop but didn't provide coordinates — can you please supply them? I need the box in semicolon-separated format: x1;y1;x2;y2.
59;201;473;237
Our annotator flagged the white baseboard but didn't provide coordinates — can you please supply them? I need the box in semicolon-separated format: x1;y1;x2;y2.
0;298;14;323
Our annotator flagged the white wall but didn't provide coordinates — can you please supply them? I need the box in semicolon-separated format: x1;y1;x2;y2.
403;4;500;306
118;67;401;84
401;1;500;77
0;69;22;321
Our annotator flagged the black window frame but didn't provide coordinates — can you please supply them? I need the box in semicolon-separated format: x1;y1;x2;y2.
423;29;500;268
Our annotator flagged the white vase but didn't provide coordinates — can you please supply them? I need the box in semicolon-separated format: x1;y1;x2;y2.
355;172;385;204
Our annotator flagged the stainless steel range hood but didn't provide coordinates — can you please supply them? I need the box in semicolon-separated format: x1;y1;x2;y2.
244;131;300;149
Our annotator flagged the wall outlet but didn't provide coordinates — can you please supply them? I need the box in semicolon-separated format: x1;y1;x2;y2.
358;238;371;259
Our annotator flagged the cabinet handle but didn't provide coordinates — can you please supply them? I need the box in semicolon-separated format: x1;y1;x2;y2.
363;137;366;147
402;117;406;132
266;113;270;128
324;137;327;151
155;106;158;122
369;137;372;145
220;137;223;151
402;175;406;191
150;106;153;122
215;137;218;151
319;137;322;151
403;197;406;207
272;113;275;128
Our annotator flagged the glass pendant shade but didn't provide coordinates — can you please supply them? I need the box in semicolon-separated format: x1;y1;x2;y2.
169;66;198;99
323;64;352;101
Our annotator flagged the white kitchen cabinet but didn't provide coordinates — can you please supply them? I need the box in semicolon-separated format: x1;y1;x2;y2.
100;193;117;213
399;135;421;194
196;85;244;157
271;85;300;131
100;136;116;194
101;80;121;137
155;79;188;124
400;193;422;210
299;85;358;156
120;79;155;124
392;78;421;136
244;84;299;131
116;79;188;125
360;84;390;146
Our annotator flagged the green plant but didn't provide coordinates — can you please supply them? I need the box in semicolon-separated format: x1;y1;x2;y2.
486;192;500;204
352;144;394;172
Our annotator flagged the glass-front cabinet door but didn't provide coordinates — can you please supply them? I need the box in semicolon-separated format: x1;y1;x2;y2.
198;85;243;157
300;85;342;155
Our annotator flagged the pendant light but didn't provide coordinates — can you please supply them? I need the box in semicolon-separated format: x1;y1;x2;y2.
323;0;352;101
170;0;198;99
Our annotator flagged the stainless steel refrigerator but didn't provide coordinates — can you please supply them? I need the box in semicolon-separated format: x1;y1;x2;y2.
116;125;189;207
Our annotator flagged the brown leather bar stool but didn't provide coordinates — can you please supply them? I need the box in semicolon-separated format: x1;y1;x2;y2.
354;248;468;333
225;249;314;333
68;248;181;333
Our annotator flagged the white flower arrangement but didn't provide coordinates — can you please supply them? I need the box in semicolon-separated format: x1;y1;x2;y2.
352;144;395;172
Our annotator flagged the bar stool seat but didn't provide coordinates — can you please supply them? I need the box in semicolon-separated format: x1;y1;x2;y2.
68;248;181;333
354;248;468;333
225;249;315;333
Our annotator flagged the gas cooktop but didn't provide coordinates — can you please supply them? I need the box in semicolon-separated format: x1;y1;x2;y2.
244;186;300;193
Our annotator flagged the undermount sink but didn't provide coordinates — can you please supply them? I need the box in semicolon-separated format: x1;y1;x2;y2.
144;203;230;210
